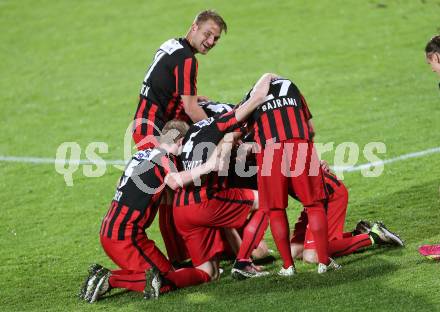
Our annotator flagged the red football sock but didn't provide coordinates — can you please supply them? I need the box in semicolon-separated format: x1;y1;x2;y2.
269;209;294;268
306;204;329;265
236;209;269;260
329;234;372;257
109;270;146;292
111;269;133;275
164;268;210;288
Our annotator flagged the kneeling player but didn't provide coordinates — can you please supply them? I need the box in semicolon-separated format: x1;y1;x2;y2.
171;73;277;288
79;120;222;303
290;163;404;263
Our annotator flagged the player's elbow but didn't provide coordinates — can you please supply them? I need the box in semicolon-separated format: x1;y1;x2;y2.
166;181;178;191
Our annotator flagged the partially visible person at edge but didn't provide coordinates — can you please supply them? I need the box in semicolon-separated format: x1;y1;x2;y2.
418;35;440;260
133;10;227;150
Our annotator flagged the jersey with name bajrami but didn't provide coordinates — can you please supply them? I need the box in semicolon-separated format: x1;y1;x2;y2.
175;111;240;206
246;78;313;148
134;38;197;136
100;148;177;240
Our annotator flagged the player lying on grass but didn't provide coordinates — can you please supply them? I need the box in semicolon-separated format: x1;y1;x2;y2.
231;76;336;279
416;35;440;260
290;161;404;263
79;120;227;303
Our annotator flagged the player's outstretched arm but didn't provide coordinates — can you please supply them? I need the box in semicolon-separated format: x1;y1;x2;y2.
235;73;279;122
214;132;242;175
164;147;220;190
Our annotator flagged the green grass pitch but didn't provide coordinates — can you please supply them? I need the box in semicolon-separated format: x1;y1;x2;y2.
1;0;440;311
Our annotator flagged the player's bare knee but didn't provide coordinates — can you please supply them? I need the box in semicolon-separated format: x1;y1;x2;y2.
290;243;304;259
196;260;218;281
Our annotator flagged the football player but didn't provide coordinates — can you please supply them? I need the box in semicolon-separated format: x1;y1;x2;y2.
168;73;278;293
232;77;336;278
132;10;227;149
290;162;404;263
79;120;224;303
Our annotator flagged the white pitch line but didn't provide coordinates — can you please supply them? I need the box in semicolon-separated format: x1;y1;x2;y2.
331;146;440;172
0;156;126;166
0;146;439;172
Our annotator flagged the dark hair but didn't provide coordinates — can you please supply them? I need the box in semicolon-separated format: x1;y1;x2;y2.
425;35;440;56
194;10;227;34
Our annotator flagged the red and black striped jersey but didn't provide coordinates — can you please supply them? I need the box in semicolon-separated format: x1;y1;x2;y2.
244;78;313;148
100;148;177;240
174;111;240;206
134;38;197;136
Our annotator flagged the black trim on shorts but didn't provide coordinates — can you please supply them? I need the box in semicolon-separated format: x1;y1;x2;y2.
112;279;145;283
211;194;254;206
324;172;341;186
131;217;157;270
331;238;371;257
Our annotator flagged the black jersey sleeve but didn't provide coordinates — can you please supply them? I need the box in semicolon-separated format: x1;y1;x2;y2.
300;93;313;120
215;110;241;133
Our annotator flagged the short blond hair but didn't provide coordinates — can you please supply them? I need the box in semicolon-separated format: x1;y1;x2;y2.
159;120;190;144
194;10;227;34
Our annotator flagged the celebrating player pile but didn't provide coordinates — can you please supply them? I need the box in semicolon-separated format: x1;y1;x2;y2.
79;9;405;304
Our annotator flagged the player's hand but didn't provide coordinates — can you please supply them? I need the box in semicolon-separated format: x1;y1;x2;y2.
164;172;183;190
266;73;281;81
197;95;210;102
320;160;330;173
252;73;280;100
205;149;221;172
